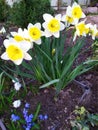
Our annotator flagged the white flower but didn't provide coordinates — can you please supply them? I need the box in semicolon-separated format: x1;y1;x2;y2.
26;23;43;45
71;2;86;20
88;24;98;40
0;27;6;34
13;100;21;108
11;28;32;48
14;82;21;91
42;13;65;38
73;21;89;41
11;28;25;41
1;38;32;65
62;6;78;26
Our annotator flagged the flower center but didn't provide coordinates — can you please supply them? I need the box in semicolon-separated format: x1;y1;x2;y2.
76;23;89;35
6;45;23;60
14;35;24;42
29;27;41;40
72;6;82;19
48;18;60;33
66;16;74;23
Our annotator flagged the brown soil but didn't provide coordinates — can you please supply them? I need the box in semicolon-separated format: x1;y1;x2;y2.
25;70;98;130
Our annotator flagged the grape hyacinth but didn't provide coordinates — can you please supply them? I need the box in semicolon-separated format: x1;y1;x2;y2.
11;102;48;130
23;103;34;130
38;114;48;120
11;114;20;122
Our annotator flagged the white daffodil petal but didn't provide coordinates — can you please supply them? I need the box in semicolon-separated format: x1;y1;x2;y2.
19;41;31;52
28;23;33;29
24;53;32;60
66;6;72;16
43;13;53;22
34;23;41;29
53;32;60;38
44;30;52;37
10;32;17;36
42;22;47;29
60;22;65;31
82;13;86;18
1;52;9;60
55;14;61;21
23;29;30;39
73;32;77;41
35;39;41;45
73;19;79;25
18;28;23;33
72;2;78;7
13;59;23;65
61;14;66;22
3;39;10;48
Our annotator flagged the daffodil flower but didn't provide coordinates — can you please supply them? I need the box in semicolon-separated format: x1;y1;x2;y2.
11;28;32;48
62;6;78;26
26;23;43;45
42;13;65;38
11;28;25;42
73;21;89;41
1;38;32;65
71;2;86;20
88;24;98;40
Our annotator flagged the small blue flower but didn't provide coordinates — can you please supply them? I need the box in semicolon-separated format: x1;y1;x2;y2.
23;108;28;116
38;114;48;120
25;103;30;109
38;114;43;120
11;114;20;122
44;114;48;120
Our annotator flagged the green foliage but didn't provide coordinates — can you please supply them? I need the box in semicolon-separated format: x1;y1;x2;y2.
7;103;41;130
70;106;98;130
0;0;9;22
0;72;16;114
8;0;54;28
9;33;98;93
92;38;98;60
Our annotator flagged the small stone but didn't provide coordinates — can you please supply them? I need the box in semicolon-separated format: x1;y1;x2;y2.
85;74;92;80
44;89;49;93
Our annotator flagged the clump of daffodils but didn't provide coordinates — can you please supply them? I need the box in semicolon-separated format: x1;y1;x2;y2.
1;2;98;65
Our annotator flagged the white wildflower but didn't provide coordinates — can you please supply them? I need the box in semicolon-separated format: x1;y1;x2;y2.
13;100;21;108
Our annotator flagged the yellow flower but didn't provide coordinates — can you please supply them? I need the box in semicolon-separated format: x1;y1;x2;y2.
29;27;41;40
1;38;32;65
65;16;74;24
76;22;89;36
42;13;65;38
73;21;89;41
14;35;24;42
72;2;85;19
27;23;43;45
47;18;60;33
6;45;23;61
11;28;25;42
88;24;98;40
61;5;79;26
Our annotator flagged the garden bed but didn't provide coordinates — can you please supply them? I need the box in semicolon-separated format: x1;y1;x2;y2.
0;25;98;130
